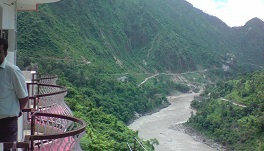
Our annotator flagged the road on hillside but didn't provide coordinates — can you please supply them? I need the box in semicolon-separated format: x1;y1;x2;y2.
221;98;247;108
138;74;159;87
137;69;210;87
128;93;218;151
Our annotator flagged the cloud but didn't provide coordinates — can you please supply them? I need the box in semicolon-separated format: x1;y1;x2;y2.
185;0;264;27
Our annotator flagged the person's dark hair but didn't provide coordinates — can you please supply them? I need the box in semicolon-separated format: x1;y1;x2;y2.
0;38;8;52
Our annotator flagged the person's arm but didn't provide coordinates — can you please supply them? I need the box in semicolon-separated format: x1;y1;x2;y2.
19;96;29;111
18;96;29;117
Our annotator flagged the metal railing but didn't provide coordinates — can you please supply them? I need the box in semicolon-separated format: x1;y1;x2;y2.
29;112;85;151
19;73;86;151
36;84;72;116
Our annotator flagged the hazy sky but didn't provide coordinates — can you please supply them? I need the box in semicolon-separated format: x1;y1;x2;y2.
185;0;264;27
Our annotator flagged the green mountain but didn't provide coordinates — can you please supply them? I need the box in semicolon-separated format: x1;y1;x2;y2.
15;0;236;73
15;0;264;150
233;18;264;67
17;0;264;73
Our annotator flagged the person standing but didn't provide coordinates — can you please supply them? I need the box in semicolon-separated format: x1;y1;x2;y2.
0;38;29;146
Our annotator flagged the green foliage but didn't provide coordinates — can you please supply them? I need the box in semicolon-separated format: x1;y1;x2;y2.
17;0;262;74
188;71;264;150
35;61;170;150
233;18;264;67
68;86;158;151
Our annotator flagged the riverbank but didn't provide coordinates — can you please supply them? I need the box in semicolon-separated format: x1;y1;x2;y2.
169;124;226;151
128;93;223;151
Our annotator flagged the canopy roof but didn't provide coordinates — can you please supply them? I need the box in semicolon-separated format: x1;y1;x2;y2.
16;0;60;11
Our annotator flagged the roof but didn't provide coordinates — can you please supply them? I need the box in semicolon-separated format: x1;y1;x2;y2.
16;0;60;11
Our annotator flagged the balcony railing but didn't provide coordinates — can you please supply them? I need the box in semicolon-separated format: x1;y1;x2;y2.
9;73;86;151
28;112;85;151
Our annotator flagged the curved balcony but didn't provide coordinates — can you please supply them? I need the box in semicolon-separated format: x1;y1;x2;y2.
19;73;86;151
36;84;72;116
28;112;86;151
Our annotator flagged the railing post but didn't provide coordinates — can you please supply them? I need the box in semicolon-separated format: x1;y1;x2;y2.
33;97;37;111
30;137;34;151
30;113;35;151
30;113;35;136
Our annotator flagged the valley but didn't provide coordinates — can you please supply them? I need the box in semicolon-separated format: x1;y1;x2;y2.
15;0;264;150
129;93;222;151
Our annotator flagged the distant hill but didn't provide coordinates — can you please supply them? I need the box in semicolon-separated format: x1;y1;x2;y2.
17;0;264;74
233;18;264;67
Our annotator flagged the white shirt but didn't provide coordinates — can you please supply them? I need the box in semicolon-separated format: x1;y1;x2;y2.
0;58;28;119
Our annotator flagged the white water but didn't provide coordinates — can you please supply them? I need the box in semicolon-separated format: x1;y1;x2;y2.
128;93;217;151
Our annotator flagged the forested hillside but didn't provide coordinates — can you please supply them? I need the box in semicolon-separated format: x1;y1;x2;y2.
233;18;264;67
17;0;264;72
16;0;228;72
15;0;264;150
188;70;264;150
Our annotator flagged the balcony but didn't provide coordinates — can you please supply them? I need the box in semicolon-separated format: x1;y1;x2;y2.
1;73;86;151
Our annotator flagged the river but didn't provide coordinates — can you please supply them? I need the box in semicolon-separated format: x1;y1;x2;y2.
128;93;218;151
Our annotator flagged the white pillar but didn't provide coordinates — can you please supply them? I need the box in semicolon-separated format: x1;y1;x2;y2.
0;1;17;64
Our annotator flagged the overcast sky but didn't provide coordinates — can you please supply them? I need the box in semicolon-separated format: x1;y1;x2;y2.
185;0;264;27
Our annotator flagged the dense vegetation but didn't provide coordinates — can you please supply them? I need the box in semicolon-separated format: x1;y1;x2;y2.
15;0;264;150
33;60;174;150
188;71;264;150
233;18;264;67
17;0;264;74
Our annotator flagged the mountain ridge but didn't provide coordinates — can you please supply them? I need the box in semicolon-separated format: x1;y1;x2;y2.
232;17;264;67
16;0;264;73
14;0;237;72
